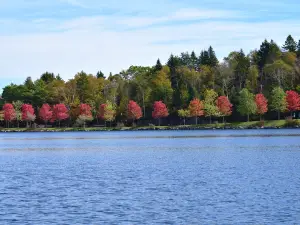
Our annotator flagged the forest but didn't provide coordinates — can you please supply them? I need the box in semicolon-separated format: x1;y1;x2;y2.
1;34;300;128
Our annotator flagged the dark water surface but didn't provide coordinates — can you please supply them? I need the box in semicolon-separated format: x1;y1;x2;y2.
0;130;300;224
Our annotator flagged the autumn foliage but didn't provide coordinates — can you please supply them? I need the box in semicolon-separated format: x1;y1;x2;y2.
152;101;169;121
188;98;204;124
21;104;35;121
255;94;268;115
127;100;142;120
39;104;53;124
79;104;92;117
216;96;232;116
188;98;204;117
52;104;69;123
3;103;16;122
286;90;300;112
98;101;116;122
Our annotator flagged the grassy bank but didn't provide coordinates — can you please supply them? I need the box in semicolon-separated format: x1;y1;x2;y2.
0;120;299;132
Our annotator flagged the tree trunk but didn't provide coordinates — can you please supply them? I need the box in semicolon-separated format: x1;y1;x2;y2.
158;118;161;126
278;111;280;120
195;116;198;125
223;116;225;124
183;118;186;126
247;114;250;122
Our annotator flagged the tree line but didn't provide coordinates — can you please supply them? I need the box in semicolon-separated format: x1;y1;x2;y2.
1;35;300;127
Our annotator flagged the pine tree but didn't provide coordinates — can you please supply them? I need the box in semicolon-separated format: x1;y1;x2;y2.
208;46;218;67
24;77;34;90
297;40;300;57
190;51;198;70
282;35;297;52
155;59;163;71
199;50;210;66
167;54;181;107
96;71;105;79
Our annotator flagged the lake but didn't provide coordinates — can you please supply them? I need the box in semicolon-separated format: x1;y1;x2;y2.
0;130;300;224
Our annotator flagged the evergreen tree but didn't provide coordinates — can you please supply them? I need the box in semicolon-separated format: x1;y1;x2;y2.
41;72;55;84
96;71;105;79
282;35;297;52
155;59;163;71
180;52;191;66
190;51;198;70
167;54;181;107
56;74;62;81
24;77;34;90
256;39;281;71
199;50;210;66
297;40;300;57
208;46;218;67
234;49;250;90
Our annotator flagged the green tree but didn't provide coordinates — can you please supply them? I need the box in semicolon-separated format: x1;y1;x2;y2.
13;100;23;128
270;87;287;120
178;109;190;125
155;59;163;71
96;71;105;79
234;49;250;90
208;46;218;67
237;88;257;121
282;35;297;52
151;66;173;107
264;60;293;89
297;40;300;57
203;89;219;123
41;72;55;84
246;65;259;93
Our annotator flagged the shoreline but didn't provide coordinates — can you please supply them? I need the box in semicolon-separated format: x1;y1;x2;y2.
0;120;299;132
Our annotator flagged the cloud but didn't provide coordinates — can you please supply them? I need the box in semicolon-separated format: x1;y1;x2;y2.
0;0;299;91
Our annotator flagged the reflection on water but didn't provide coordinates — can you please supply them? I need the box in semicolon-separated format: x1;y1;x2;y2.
0;130;300;224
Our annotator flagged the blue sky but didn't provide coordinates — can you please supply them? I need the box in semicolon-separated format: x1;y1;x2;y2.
1;0;300;91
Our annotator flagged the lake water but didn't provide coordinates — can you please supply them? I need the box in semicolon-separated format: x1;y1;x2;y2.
0;130;300;224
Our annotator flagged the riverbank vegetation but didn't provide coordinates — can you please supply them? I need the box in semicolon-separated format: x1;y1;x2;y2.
1;35;300;128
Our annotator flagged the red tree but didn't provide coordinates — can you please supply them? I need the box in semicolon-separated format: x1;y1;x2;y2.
216;96;233;123
80;104;92;117
152;101;169;126
286;90;300;115
98;104;106;120
39;104;53;125
21;104;35;127
255;93;268;120
52;104;69;127
79;104;93;128
98;101;116;126
188;98;204;124
127;100;143;121
3;103;16;127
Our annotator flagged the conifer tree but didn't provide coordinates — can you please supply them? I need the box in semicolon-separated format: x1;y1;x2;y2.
155;59;163;71
208;46;218;67
282;35;297;52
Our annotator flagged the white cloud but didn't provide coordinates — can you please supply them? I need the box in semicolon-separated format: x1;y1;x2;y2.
0;4;299;90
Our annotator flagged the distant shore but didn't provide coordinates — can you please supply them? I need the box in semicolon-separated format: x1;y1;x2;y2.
0;120;299;132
